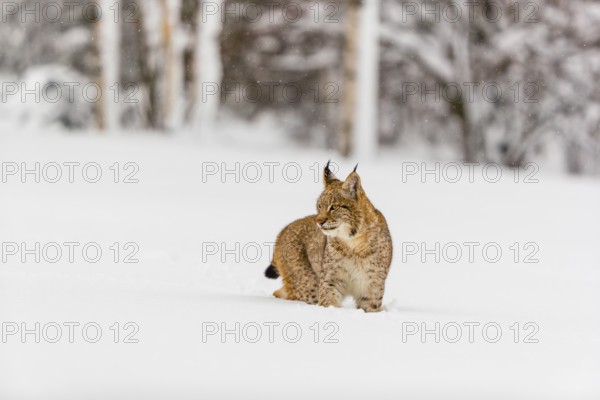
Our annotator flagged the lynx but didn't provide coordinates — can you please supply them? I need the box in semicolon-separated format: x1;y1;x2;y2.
265;162;393;312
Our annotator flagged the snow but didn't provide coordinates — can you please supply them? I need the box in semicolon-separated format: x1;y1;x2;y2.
0;129;599;399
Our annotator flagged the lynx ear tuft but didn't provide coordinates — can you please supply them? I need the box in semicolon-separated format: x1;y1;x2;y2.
353;163;358;173
343;171;361;197
323;160;339;186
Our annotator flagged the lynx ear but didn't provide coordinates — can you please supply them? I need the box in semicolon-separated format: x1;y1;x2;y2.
323;160;339;186
343;171;361;197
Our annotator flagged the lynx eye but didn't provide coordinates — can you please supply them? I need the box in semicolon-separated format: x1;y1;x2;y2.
330;205;338;211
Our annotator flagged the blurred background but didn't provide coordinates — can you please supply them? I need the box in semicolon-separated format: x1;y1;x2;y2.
1;0;599;174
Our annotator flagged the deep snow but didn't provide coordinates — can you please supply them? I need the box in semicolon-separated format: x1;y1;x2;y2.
0;130;599;399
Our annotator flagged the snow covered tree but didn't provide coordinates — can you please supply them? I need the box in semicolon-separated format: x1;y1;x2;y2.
1;0;599;174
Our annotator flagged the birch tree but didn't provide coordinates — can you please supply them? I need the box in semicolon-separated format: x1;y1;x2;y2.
97;0;121;131
354;0;381;160
195;0;224;135
339;0;360;157
181;0;201;121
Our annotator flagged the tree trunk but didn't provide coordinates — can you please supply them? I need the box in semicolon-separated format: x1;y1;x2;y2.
339;0;360;157
135;0;162;129
460;101;476;163
97;0;121;131
181;0;200;122
354;0;380;160
451;16;482;163
93;10;105;130
196;0;224;135
161;0;174;129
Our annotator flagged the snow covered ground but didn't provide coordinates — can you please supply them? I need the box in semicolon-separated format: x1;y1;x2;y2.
1;130;599;399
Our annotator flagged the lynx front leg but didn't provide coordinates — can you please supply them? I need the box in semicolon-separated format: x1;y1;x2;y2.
355;279;386;313
318;244;348;308
318;266;348;308
318;279;344;308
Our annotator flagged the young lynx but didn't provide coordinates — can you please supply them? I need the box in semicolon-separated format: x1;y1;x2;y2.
265;162;393;312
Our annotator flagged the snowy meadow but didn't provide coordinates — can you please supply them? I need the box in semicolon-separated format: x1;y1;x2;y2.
2;0;600;399
1;129;599;399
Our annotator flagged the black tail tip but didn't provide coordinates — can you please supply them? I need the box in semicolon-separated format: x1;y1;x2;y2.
265;265;279;279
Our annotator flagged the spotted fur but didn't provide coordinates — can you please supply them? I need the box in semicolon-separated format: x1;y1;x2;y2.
267;162;392;312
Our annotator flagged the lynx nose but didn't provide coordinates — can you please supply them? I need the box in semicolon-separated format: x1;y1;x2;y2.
316;218;325;226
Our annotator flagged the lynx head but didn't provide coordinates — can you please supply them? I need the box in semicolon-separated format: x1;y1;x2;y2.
315;161;363;238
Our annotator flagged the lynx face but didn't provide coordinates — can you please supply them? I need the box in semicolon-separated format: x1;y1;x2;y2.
315;165;361;239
